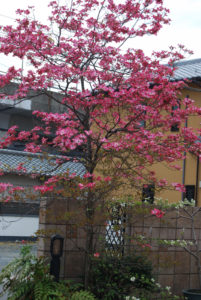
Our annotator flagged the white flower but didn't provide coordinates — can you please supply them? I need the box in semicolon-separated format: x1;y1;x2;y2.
130;276;136;282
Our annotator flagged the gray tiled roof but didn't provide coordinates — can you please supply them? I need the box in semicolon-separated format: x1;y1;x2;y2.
0;149;85;177
173;58;201;81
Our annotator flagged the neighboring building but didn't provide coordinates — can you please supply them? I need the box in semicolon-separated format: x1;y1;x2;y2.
0;84;85;240
150;58;201;205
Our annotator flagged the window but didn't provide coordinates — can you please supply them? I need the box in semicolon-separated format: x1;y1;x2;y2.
0;113;10;130
184;185;195;201
142;184;155;203
139;120;146;128
0;202;39;216
138;104;146;128
171;101;181;132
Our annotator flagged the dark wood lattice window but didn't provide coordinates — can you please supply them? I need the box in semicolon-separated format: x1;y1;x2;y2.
185;185;195;201
105;205;126;255
142;184;155;203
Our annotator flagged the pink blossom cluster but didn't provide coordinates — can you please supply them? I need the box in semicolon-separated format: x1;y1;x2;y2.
151;208;165;218
34;185;54;194
0;0;199;201
172;183;186;193
0;183;12;193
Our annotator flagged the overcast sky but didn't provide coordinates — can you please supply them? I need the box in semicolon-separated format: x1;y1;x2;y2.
0;0;200;71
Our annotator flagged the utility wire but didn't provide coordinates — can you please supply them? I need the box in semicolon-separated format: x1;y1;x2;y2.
0;13;16;20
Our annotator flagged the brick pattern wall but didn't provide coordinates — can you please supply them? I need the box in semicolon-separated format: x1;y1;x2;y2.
38;197;106;281
38;200;201;294
126;207;201;294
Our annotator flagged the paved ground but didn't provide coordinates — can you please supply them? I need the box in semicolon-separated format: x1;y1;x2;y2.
0;242;37;300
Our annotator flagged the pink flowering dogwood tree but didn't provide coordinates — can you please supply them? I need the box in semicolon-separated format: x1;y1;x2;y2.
0;0;200;284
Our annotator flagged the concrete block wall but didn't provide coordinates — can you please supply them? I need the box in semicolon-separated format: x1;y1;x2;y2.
38;197;106;281
38;200;201;294
126;207;201;294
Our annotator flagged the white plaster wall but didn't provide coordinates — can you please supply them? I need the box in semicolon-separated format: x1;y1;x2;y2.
0;216;39;236
0;174;39;186
0;99;31;111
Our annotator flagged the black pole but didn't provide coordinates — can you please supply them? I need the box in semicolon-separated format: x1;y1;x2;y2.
195;156;199;205
50;234;64;282
50;256;61;282
182;97;188;201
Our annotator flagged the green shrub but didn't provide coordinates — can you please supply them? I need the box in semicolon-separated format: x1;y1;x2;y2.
0;245;72;300
71;290;96;300
89;254;153;300
0;245;98;300
125;276;181;300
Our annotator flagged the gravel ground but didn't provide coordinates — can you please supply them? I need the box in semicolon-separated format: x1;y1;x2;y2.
0;242;37;300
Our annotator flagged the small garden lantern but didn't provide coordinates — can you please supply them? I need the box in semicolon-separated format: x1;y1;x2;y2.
50;234;64;281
